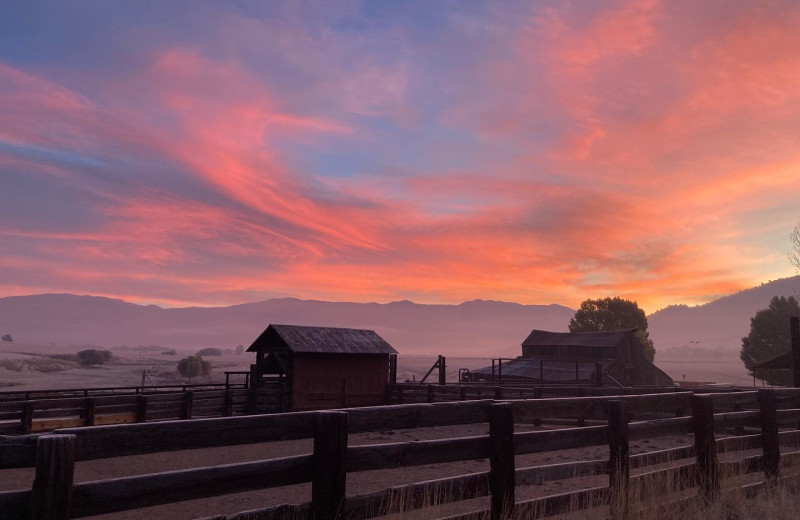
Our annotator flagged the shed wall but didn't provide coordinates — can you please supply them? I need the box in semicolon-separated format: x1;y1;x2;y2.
291;353;390;411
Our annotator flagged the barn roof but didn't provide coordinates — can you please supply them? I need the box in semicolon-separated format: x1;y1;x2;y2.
469;357;611;381
522;329;638;348
247;324;397;355
752;351;792;370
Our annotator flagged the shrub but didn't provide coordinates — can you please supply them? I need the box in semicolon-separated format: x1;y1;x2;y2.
76;349;113;366
195;347;223;356
177;355;211;378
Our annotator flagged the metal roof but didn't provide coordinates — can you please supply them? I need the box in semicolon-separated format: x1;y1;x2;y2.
247;324;397;355
522;329;637;348
469;357;610;381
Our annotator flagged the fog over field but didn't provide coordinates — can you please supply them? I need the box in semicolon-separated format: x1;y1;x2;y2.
1;276;797;389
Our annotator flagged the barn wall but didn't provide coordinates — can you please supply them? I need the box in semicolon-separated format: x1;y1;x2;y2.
291;353;390;411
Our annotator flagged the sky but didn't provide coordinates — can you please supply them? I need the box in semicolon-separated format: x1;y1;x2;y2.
1;0;799;312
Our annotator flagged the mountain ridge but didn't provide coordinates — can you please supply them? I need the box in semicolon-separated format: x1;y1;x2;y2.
2;276;798;357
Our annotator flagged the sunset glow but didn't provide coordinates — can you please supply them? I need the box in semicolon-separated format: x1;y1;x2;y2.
2;1;799;312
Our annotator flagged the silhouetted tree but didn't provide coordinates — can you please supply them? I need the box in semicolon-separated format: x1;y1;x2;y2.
569;297;656;362
1;334;12;342
177;355;211;379
76;349;112;366
740;296;800;385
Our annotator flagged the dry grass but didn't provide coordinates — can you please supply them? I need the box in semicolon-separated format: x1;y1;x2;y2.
0;357;77;373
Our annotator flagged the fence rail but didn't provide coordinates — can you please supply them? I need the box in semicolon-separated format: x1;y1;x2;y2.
0;382;294;435
2;387;800;519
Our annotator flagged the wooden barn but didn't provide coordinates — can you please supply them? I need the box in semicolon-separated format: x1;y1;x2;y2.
467;328;673;386
247;324;398;411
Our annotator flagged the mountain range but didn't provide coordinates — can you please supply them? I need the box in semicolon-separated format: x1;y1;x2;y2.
1;276;798;358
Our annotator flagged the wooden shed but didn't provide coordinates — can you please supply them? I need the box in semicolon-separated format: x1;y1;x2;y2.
247;324;398;411
467;329;673;386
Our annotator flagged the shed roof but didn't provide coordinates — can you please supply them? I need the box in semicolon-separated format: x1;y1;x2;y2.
522;329;637;348
752;351;792;370
247;324;397;355
469;357;610;381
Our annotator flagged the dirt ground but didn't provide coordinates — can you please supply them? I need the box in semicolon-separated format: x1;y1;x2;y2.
0;421;703;520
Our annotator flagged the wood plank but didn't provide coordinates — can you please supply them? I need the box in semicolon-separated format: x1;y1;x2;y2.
31;418;85;432
93;413;137;426
691;394;719;502
713;410;760;430
70;454;313;518
514;425;608;455
628;416;693;440
347;435;491;472
717;433;761;454
312;412;348;520
488;403;514;519
0;490;29;520
629;445;694;469
30;434;76;520
516;459;607;485
0;434;38;468
347;400;492;432
758;389;780;479
607;400;629;520
55;411;318;460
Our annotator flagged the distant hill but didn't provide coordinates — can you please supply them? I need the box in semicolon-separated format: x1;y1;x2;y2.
0;294;573;357
648;276;800;357
1;275;798;358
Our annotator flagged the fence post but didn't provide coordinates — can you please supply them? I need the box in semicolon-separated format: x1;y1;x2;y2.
397;388;404;405
84;397;96;427
460;387;467;401
21;400;34;434
438;356;446;385
488;403;515;519
607;400;630;520
135;395;148;423
596;362;603;387
691;394;719;502
247;387;258;414
30;434;76;520
758;389;780;480
224;389;234;416
427;385;435;403
183;391;194;420
312;411;348;520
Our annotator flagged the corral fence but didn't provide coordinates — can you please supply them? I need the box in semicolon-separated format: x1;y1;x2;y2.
2;388;800;519
0;380;727;436
0;382;288;435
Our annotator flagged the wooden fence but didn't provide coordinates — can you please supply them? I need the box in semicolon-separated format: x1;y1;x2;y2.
0;381;708;436
0;384;288;435
2;388;800;519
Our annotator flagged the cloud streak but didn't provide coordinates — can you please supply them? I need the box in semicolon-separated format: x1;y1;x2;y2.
1;0;799;312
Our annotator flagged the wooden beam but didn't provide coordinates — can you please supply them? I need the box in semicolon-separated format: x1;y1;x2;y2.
69;455;313;517
488;403;514;519
21;401;33;435
312;411;348;520
30;434;76;520
757;389;780;480
607;400;629;520
691;394;719;502
84;398;96;427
